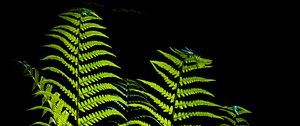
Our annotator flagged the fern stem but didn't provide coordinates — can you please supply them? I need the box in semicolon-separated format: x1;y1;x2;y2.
76;21;81;126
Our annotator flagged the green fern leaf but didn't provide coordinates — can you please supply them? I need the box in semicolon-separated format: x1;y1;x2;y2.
43;44;78;65
80;31;108;39
53;25;79;35
220;116;237;125
131;89;173;115
174;111;223;121
58;15;80;26
59;12;82;19
129;103;170;126
120;120;151;126
147;63;178;90
236;117;250;125
79;40;111;51
182;64;212;73
79;60;120;74
43;79;77;102
137;79;175;103
79;72;121;86
78;95;126;112
50;28;79;45
46;34;77;54
80;14;102;22
79;83;125;99
175;100;220;109
150;60;180;78
181;76;215;86
31;122;51;126
177;88;215;98
79;50;116;62
157;50;183;67
79;108;126;125
80;23;106;31
41;55;77;76
42;67;77;88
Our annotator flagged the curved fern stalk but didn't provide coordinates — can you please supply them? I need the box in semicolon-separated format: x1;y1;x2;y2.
135;47;223;125
40;8;127;125
219;105;252;126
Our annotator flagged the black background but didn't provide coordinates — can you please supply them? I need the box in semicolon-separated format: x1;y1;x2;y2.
1;0;284;125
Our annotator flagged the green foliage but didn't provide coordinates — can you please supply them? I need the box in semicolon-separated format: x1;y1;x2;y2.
19;7;253;126
132;48;224;125
219;105;252;126
20;8;127;125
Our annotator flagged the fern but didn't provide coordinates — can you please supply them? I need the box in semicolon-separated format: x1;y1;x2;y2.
134;47;223;125
219;105;252;126
18;6;254;126
23;8;127;125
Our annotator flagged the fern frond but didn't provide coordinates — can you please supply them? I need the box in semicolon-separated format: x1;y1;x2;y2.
128;100;157;111
181;76;215;86
42;67;77;88
221;116;236;125
59;12;82;19
79;108;126;126
131;89;173;115
80;31;108;39
79;50;116;62
157;50;183;67
218;108;237;118
46;34;77;54
80;15;102;22
50;28;79;45
58;15;80;26
236;106;252;115
80;23;106;31
236;117;250;125
129;103;170;126
31;121;51;126
137;79;175;103
173;111;223;121
78;95;126;112
79;40;111;51
120;120;151;126
43;79;77;102
150;60;180;78
53;25;79;35
169;47;188;58
79;72;121;86
177;88;215;98
147;63;178;90
41;55;77;76
175;100;220;109
184;55;212;65
43;44;78;65
79;60;120;74
79;83;125;99
182;64;212;73
28;106;54;115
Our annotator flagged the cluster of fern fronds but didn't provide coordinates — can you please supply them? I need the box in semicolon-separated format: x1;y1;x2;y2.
19;8;252;126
